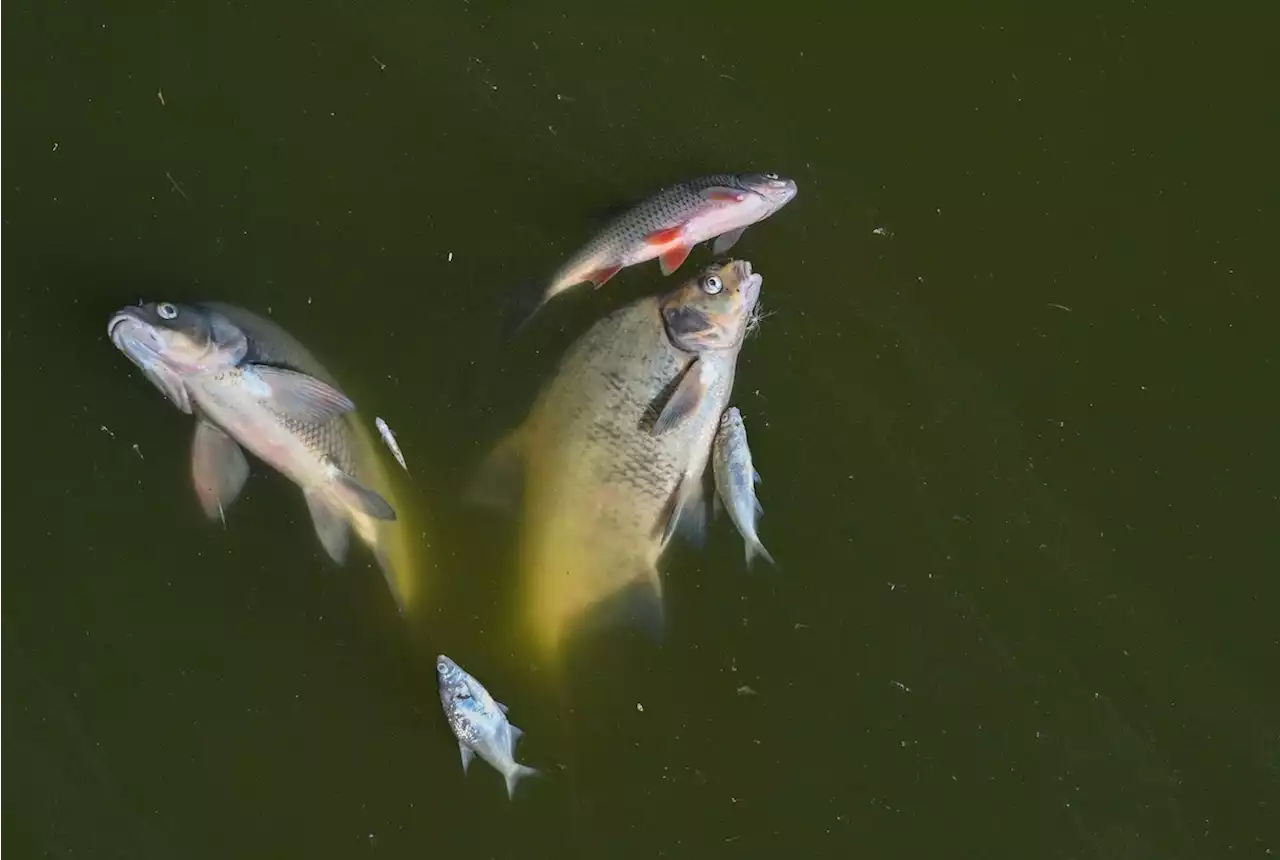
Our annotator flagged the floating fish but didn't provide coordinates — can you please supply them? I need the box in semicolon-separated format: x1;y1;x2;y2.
435;655;538;799
712;406;775;568
470;259;764;655
511;173;795;329
375;416;408;472
108;301;420;613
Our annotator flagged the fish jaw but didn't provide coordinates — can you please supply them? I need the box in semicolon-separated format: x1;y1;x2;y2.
109;310;194;413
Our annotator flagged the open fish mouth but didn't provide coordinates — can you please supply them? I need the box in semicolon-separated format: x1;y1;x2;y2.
107;307;194;413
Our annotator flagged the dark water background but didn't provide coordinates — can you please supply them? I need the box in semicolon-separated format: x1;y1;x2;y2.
4;2;1277;858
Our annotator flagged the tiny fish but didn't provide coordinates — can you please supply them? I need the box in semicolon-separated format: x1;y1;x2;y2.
511;172;796;329
436;655;538;799
712;407;775;568
375;416;408;472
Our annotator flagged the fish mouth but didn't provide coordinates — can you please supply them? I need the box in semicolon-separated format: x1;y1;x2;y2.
733;260;763;306
108;306;194;413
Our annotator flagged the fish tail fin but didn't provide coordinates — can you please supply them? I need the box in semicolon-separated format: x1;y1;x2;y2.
504;763;540;800
746;539;777;571
374;545;408;618
501;278;551;338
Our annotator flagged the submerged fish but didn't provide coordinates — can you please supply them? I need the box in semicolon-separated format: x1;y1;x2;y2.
514;173;794;327
435;655;538;799
471;259;763;656
712;407;775;568
375;416;408;472
108;301;420;613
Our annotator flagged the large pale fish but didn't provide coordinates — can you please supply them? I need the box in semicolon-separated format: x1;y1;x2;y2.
435;654;538;799
512;173;794;329
108;301;421;614
470;259;764;657
712;406;775;568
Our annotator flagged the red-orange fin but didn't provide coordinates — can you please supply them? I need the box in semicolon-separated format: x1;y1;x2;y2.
588;264;623;288
645;225;686;246
658;244;692;276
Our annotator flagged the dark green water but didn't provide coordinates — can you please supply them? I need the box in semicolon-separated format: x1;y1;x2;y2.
5;2;1277;857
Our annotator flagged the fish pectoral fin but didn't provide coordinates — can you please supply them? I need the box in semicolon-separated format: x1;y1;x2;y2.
658;243;693;276
649;359;710;437
496;701;510;715
655;471;710;550
304;488;351;564
700;186;748;203
331;471;397;520
191;420;250;520
712;226;748;255
459;744;475;774
243;365;356;424
463;427;527;512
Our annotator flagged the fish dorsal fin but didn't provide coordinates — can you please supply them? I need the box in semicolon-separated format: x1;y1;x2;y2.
242;365;356;425
191;420;250;521
464;426;528;512
650;359;711;437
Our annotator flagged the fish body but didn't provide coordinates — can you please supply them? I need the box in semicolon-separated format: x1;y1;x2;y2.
712;407;775;567
518;173;794;325
375;416;408;472
108;301;420;613
471;260;764;656
435;655;538;799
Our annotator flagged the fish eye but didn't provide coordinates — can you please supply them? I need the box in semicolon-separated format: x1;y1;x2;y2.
436;661;448;674
157;302;178;320
764;172;779;180
701;275;724;295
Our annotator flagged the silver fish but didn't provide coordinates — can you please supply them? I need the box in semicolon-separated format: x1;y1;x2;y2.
712;407;775;568
435;655;538;799
470;259;763;656
516;173;795;327
108;301;418;612
375;416;408;472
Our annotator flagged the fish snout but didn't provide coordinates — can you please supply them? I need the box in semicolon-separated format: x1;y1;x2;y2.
732;260;763;304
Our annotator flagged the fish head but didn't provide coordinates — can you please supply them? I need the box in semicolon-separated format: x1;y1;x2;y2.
738;172;798;214
720;405;744;430
435;654;472;703
108;302;249;412
660;259;763;352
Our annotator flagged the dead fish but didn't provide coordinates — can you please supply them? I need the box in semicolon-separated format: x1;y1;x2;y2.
108;301;420;614
436;655;538;799
712;407;775;568
375;416;408;472
511;173;795;329
469;259;764;656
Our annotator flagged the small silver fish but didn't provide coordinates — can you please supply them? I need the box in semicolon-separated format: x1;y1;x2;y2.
375;416;408;472
435;655;538;799
712;407;775;568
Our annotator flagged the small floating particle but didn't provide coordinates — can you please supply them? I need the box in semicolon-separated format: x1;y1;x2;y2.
736;685;758;696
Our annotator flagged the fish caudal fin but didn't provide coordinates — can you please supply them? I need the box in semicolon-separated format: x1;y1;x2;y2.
191;420;250;520
504;763;539;800
304;488;351;564
374;546;408;617
746;538;777;570
331;472;397;520
501;279;552;338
